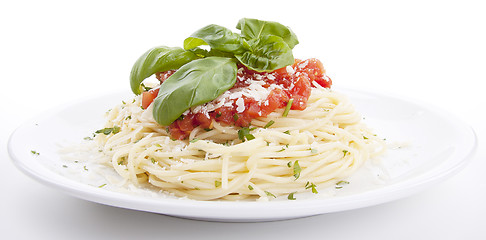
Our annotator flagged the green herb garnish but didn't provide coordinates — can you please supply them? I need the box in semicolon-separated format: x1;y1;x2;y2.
293;160;301;180
282;99;293;117
215;180;221;188
335;180;350;189
288;192;296;200
265;191;276;198
95;126;121;135
30;150;40;156
305;182;318;194
238;127;255;142
342;150;349;156
263;120;275;129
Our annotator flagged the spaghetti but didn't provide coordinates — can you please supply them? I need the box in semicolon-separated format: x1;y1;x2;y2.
95;87;385;200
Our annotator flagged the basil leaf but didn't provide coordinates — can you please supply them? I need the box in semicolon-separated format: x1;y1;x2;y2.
235;35;294;72
152;57;237;126
189;47;236;58
129;46;199;95
184;24;249;54
236;18;299;49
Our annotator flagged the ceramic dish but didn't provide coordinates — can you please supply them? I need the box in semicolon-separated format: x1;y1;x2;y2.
8;87;477;222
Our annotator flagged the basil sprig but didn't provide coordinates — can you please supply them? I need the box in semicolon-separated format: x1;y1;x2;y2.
129;18;299;126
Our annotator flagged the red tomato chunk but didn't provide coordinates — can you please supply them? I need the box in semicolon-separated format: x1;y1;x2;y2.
143;58;332;140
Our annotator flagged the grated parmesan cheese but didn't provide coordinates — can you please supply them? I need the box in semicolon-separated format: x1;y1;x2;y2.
286;65;295;74
235;98;245;113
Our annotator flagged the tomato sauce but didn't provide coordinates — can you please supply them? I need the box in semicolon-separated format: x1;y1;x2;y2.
147;58;332;140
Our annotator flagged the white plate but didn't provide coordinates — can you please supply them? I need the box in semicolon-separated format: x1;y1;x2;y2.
8;88;477;222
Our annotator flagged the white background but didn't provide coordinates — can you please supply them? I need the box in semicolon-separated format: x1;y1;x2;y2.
1;0;485;239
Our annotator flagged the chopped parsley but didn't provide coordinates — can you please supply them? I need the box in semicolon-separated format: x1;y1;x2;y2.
282;99;293;117
248;185;254;190
189;138;199;143
83;166;88;171
264;191;276;198
95;126;121;135
140;83;152;91
335;180;350;189
287;192;296;200
277;144;289;152
98;183;107;188
215;180;221;188
238;127;255;142
305;182;318;194
263;120;275;129
293;160;301;180
342;150;349;156
30;150;40;156
83;135;94;141
283;130;290;135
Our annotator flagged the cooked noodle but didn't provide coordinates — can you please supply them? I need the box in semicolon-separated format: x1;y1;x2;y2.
95;87;385;201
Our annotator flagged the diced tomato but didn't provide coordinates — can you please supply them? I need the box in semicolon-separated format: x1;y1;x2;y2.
289;76;311;110
294;58;323;81
168;125;187;140
245;98;261;118
194;112;212;129
176;115;195;132
141;88;159;109
212;106;235;125
314;75;332;88
260;88;289;116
